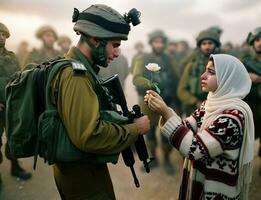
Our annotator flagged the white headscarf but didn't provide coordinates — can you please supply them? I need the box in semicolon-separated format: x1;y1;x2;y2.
202;54;254;199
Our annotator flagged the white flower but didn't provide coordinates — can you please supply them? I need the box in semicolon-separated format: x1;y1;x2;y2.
145;63;161;72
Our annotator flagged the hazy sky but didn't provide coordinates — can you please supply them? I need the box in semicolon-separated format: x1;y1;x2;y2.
0;0;260;61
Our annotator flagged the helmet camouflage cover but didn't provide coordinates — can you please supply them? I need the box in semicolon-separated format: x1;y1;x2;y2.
196;30;221;47
36;25;58;40
247;27;261;45
148;30;168;44
73;4;135;40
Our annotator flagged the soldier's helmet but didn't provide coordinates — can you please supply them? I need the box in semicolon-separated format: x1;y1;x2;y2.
196;30;221;47
0;22;10;38
36;25;58;40
246;27;261;46
148;30;167;44
73;4;141;40
207;26;223;36
57;35;72;46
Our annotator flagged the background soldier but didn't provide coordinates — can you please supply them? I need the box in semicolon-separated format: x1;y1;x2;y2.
0;22;31;188
132;30;178;174
23;25;60;67
242;27;261;174
52;5;150;199
177;29;221;115
57;35;72;55
130;41;144;74
16;40;29;66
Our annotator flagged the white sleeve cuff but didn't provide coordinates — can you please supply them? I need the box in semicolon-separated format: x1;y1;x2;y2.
160;110;182;139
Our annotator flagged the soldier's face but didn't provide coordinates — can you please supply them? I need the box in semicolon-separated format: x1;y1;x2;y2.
201;60;217;92
200;40;216;56
151;37;165;53
41;31;56;48
0;32;7;47
106;39;121;63
253;37;261;54
167;43;177;54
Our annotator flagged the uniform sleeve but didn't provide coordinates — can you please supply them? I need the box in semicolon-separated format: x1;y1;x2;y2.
177;62;199;105
0;53;20;102
57;67;139;154
132;57;153;90
160;110;244;161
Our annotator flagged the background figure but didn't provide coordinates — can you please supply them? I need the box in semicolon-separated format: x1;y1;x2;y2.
0;22;31;188
177;29;221;115
242;27;261;174
130;42;144;74
57;35;72;55
16;40;29;66
23;25;60;67
133;29;178;174
99;50;129;88
166;40;179;75
175;40;190;74
240;41;251;60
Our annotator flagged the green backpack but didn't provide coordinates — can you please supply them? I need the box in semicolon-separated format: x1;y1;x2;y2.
5;58;70;164
6;57;126;168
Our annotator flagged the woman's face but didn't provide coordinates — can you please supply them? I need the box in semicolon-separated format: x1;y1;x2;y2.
200;60;217;92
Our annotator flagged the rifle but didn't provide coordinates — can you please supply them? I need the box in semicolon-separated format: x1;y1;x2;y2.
102;74;153;187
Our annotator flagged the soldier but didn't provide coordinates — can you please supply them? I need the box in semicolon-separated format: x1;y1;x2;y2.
130;41;144;74
23;25;60;67
52;5;150;199
132;30;178;174
180;26;222;72
177;29;221;115
57;35;72;55
166;40;179;75
99;49;129;88
0;22;31;187
242;27;261;174
16;40;29;66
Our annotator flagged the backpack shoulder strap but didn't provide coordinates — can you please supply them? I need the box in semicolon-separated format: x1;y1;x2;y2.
44;59;72;110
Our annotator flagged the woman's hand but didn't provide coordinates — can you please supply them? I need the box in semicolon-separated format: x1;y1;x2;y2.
144;90;173;121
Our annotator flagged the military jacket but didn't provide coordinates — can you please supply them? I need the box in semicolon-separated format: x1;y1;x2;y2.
242;52;261;103
23;46;60;67
52;47;139;155
0;48;20;102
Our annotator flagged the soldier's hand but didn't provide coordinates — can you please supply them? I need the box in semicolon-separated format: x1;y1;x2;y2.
134;116;150;135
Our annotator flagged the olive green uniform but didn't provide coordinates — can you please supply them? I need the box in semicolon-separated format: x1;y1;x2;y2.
177;49;209;114
0;48;20;140
0;48;21;170
177;30;221;115
242;52;261;157
23;47;60;67
52;47;139;199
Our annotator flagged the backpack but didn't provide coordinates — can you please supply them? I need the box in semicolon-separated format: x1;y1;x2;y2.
5;58;70;163
5;57;126;168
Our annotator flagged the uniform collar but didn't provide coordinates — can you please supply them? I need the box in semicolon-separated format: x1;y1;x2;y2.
65;47;100;74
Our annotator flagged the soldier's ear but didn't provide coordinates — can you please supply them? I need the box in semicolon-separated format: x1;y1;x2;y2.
89;38;100;47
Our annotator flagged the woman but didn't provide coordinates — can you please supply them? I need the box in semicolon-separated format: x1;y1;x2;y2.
145;54;254;200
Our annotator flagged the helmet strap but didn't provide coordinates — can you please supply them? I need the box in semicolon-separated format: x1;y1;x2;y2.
81;34;108;67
